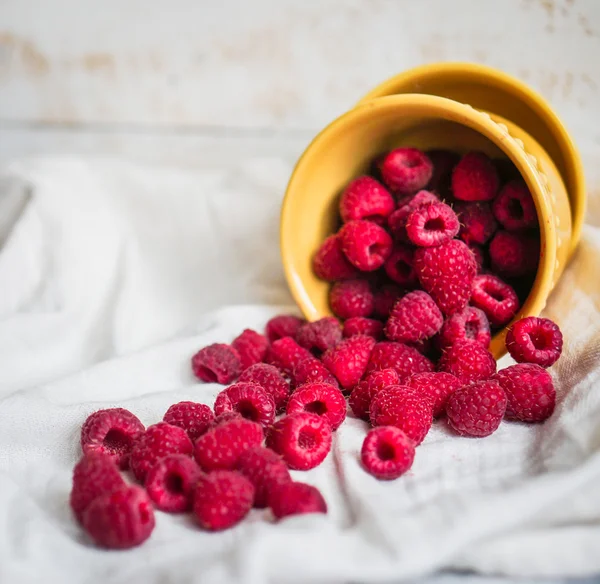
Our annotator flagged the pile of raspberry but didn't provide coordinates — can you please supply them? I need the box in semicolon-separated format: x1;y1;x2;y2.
70;147;563;551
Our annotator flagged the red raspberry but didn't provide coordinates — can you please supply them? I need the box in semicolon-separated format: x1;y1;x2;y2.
452;151;499;201
295;317;342;356
426;149;460;193
446;380;507;437
163;401;214;442
265;314;305;344
191;343;241;384
373;284;403;318
329;279;374;320
380;148;433;195
438;306;491;350
130;423;194;482
231;329;268;371
489;231;539;277
145;454;202;513
214;382;276;426
313;234;358;282
266;412;332;470
266;337;313;376
82;485;155;549
70;453;125;523
384;244;418;286
269;481;327;519
406;202;460;247
365;341;435;382
194;417;263;471
236;447;291;508
192;471;254;531
506;316;563;367
369;385;433;445
469;244;485;272
438;340;497;383
492;180;538;230
321;335;376;390
454;201;498;245
80;408;145;470
339;175;395;223
238;363;291;411
385;291;443;343
292;357;339;389
349;369;399;420
361;426;415;480
415;239;477;315
342;317;384;340
493;363;556;422
471;274;520;327
286;382;347;430
339;220;393;272
407;371;462;417
388;190;439;241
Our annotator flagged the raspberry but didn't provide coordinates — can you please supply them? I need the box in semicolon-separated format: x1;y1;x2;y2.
80;408;145;470
349;369;399;420
231;329;268;371
130;423;194;482
329;279;374;320
269;482;327;519
384;244;418;286
492;180;538;230
438;340;497;383
446;380;507;437
292;357;339;388
163;401;214;442
295;317;342;357
214;382;276;426
70;453;125;523
415;239;477;316
191;343;241;384
265;314;305;344
407;371;462;417
82;485;155;549
342;317;384;340
426;149;460;193
365;341;435;382
493;363;556;422
406;202;460;247
313;234;358;282
385;291;443;343
506;316;563;367
238;363;291;411
266;412;332;470
286;382;347;430
339;175;395;223
192;471;254;531
266;337;313;376
380;148;433;195
236;447;291;508
372;284;403;318
388;190;438;241
369;385;433;445
452;151;499;201
489;231;539;277
471;274;520;327
361;426;415;480
438;306;491;350
145;454;202;513
194;417;263;471
469;244;485;272
321;335;376;390
339;220;393;272
454;201;498;245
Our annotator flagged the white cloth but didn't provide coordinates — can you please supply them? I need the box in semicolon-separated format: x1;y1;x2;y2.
0;158;599;584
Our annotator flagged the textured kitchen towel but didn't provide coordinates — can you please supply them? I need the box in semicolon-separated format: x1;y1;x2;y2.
0;157;599;584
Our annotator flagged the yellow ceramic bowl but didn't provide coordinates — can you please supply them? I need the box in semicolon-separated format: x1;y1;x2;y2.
280;93;573;359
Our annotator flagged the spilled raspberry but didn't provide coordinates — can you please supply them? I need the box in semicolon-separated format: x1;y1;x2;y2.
361;426;415;480
191;343;241;384
505;316;563;367
286;382;347;430
214;382;276;427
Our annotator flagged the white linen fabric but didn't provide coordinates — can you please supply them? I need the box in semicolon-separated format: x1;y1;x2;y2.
0;158;599;584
